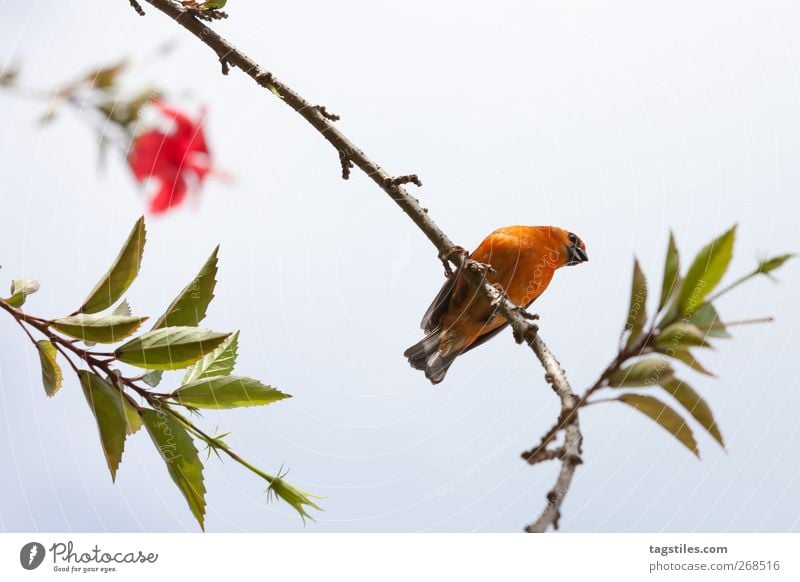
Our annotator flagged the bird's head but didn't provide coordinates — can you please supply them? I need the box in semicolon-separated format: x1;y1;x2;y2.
556;229;588;266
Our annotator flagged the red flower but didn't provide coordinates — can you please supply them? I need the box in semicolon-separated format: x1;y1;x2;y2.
128;101;212;213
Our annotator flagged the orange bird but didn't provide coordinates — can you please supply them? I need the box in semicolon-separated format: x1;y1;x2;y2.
405;226;588;384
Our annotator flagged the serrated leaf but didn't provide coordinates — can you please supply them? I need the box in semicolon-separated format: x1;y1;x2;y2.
266;476;322;522
152;247;218;329
122;398;143;435
78;371;128;481
624;258;648;350
36;340;62;397
79;217;146;314
661;378;724;447
6;278;40;307
113;300;132;316
655;322;712;350
173;375;290;410
608;358;673;388
668;349;716;377
659;231;681;311
141;409;206;530
115;327;230;370
142;369;164;388
677;226;736;316
183;331;239;384
689;303;731;339
52;314;148;344
617;393;698;456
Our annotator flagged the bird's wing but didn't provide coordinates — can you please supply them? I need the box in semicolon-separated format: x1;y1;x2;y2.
458;322;508;354
420;262;466;332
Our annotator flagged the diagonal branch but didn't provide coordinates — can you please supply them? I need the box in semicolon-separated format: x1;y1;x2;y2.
133;0;582;532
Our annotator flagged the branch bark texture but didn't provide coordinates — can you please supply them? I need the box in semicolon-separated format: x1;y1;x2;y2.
133;0;582;532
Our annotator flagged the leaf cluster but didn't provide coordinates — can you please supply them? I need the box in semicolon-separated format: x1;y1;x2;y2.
600;226;794;456
0;217;319;529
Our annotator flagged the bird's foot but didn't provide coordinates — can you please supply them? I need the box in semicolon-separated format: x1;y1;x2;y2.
466;259;496;277
439;246;468;277
488;282;508;307
515;308;539;321
512;322;539;344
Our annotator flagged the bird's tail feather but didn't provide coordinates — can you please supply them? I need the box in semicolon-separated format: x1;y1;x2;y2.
404;327;457;385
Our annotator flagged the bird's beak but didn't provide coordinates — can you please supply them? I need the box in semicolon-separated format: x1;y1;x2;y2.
567;244;588;266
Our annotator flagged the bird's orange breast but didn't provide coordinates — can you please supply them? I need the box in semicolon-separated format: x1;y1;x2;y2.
438;226;567;354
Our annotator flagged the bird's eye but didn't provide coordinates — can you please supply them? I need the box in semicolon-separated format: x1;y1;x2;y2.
568;232;578;245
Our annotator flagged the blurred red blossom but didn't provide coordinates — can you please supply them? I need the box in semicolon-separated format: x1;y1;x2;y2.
128;100;213;213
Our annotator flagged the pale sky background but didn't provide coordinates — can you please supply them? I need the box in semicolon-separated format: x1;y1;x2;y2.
1;0;799;533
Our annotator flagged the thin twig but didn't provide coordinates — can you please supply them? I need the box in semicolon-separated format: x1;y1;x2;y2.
385;174;423;188
128;0;146;16
133;0;583;532
314;105;340;122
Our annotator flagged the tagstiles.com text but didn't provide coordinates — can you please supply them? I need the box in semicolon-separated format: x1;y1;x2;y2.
648;543;781;575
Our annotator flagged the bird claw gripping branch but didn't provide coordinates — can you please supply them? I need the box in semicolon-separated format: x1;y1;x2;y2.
438;245;468;278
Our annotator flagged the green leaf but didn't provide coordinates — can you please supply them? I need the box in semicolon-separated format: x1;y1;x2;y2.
115;327;230;370
36;340;62;397
79;217;146;314
173;376;290;410
655;322;712;350
142;369;164;388
659;231;681;312
668;349;715;377
6;278;40;308
608;358;673;388
83;60;127;89
676;226;736;315
141;409;206;530
152;247;218;329
617;393;698;456
756;253;795;278
183;331;239;384
266;476;322;522
113;299;132;317
122;398;143;435
11;278;41;296
689;303;731;339
623;258;648;350
78;371;128;481
52;314;148;344
661;378;724;447
5;294;24;308
756;253;797;275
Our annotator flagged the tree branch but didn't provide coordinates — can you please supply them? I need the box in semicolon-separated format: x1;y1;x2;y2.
134;0;582;532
